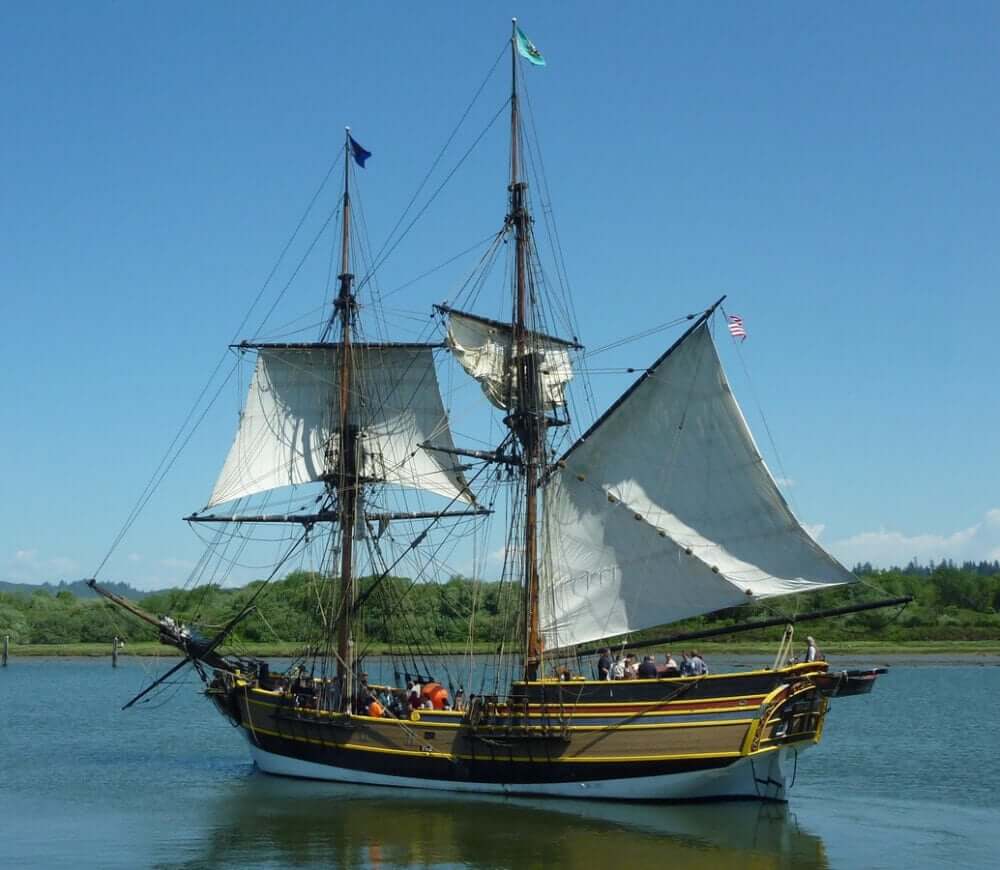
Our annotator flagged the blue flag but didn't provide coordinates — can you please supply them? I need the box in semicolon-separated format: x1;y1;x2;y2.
348;134;371;168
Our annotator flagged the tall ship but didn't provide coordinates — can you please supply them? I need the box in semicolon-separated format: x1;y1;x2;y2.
93;21;905;801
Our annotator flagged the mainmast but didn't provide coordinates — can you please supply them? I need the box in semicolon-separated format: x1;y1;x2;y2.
334;127;359;709
509;19;543;681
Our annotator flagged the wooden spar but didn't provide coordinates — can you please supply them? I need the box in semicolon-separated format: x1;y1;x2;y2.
185;508;492;525
509;19;543;682
420;442;522;466
86;578;165;631
572;595;915;657
334;126;359;711
87;577;241;672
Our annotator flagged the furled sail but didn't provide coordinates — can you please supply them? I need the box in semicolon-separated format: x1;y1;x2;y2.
444;308;576;411
540;321;854;650
208;343;473;507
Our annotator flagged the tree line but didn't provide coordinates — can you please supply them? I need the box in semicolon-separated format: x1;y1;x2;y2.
1;564;999;646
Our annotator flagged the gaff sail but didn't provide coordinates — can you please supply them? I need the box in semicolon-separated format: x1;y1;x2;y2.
208;343;473;507
540;322;855;650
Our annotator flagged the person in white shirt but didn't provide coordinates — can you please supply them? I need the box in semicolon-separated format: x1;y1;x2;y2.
610;656;626;680
805;636;821;662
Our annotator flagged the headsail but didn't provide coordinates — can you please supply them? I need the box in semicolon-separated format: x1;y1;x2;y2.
443;307;577;412
540;321;854;650
208;343;473;507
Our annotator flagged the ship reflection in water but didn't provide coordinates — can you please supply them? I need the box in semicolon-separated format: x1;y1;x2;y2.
162;772;830;869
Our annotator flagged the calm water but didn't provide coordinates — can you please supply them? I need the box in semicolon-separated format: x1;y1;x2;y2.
2;656;998;869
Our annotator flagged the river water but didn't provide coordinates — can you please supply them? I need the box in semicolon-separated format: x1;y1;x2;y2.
2;656;997;869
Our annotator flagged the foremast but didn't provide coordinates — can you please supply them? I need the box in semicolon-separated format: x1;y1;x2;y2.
333;127;359;710
509;19;543;682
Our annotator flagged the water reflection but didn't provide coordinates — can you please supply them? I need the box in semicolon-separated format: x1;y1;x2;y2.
159;772;829;869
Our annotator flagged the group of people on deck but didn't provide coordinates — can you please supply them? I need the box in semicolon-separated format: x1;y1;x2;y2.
597;648;709;680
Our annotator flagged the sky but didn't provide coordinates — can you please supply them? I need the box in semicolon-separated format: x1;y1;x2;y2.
2;2;999;589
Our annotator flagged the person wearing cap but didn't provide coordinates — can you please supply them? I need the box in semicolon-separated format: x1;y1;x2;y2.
805;636;821;662
637;655;658;678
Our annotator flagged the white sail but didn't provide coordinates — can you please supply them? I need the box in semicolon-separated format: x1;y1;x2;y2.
208;344;473;507
540;322;854;650
446;309;575;411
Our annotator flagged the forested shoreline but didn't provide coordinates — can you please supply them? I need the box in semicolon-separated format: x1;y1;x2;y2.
2;562;999;649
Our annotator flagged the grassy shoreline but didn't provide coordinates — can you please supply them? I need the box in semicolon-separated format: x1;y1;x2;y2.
7;640;1000;658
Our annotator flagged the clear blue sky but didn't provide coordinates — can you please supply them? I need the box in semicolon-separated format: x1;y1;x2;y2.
3;2;998;589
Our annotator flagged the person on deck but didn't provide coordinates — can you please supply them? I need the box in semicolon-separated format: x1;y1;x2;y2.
454;689;466;712
624;655;639;680
689;650;708;676
679;652;693;676
597;648;612;681
660;652;679;676
805;636;822;662
637;655;658;678
407;680;423;710
610;656;626;680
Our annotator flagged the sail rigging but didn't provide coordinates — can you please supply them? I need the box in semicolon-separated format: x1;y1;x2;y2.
539;317;855;650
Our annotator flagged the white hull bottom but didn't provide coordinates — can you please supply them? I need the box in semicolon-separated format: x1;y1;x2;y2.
248;743;805;802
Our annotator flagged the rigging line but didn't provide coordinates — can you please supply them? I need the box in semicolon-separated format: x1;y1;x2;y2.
351;460;495;615
441;230;507;314
584;316;690;358
98;152;347;576
379;232;502;302
719;304;803;523
363;41;508;283
238;148;346;344
521;73;579;339
254;200;341;341
92;359;239;578
321;205;344;337
356;97;513;294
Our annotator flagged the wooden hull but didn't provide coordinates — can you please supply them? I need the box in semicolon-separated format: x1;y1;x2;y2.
207;662;829;802
813;667;888;697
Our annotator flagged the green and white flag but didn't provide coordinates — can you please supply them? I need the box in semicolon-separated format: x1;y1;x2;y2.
516;26;546;67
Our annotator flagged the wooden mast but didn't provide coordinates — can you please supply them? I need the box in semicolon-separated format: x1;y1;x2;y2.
509;19;543;682
334;127;359;710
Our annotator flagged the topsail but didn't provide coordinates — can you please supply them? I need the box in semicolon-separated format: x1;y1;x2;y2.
444;308;577;412
540;321;855;650
209;343;473;507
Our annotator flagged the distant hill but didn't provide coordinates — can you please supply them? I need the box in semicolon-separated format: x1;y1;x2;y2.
0;579;155;600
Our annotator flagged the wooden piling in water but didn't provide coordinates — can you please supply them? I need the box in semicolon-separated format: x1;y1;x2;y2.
2;634;8;666
112;636;119;668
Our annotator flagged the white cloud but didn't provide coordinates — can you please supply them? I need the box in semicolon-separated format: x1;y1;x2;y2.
774;477;797;489
830;508;1000;567
3;549;81;583
158;557;196;571
127;553;142;563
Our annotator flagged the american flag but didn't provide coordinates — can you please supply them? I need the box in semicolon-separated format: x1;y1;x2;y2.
728;314;747;341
